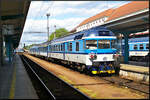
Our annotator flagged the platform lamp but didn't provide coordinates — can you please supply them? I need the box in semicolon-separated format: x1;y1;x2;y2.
46;13;50;41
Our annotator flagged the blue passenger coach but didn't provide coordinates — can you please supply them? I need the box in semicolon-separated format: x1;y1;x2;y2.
29;27;119;74
122;36;149;61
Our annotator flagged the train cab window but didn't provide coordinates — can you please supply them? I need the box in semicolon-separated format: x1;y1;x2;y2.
76;42;79;51
111;40;116;49
134;44;137;50
98;40;110;49
86;40;97;49
146;43;149;49
140;44;144;50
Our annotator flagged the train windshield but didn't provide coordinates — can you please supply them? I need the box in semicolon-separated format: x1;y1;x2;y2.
86;40;117;50
86;40;97;49
111;40;117;49
98;40;110;49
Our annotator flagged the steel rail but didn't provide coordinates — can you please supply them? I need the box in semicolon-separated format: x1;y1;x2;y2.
21;56;56;99
101;76;149;94
21;55;90;99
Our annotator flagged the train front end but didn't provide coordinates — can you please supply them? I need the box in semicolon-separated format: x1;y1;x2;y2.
84;29;118;74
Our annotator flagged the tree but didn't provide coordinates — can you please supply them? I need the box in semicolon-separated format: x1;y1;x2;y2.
23;44;35;50
49;28;69;41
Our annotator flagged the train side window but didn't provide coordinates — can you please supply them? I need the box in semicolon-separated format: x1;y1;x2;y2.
140;44;144;50
59;44;60;51
69;43;72;51
61;44;63;51
55;45;56;51
56;45;57;51
67;43;69;51
146;43;149;49
134;44;137;50
76;42;79;51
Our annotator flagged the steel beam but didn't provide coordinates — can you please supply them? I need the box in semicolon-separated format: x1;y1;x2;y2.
1;14;24;20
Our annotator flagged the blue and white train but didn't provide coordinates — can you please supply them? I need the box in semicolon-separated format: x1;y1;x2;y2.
29;27;120;74
121;32;149;61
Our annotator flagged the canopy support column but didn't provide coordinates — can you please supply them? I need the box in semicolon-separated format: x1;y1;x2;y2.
0;9;3;66
123;33;129;64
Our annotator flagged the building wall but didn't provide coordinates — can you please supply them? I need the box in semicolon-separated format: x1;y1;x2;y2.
76;16;108;32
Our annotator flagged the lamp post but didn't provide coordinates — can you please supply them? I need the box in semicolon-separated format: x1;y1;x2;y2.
46;13;50;41
54;25;56;39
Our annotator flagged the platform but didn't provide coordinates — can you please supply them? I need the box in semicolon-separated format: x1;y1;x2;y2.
120;64;149;82
120;64;149;74
0;54;38;99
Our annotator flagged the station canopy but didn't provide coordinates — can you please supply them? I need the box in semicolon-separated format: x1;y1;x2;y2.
1;0;31;48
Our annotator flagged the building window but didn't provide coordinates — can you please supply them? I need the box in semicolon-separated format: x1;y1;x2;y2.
146;43;149;49
134;44;138;50
76;42;79;51
140;44;144;50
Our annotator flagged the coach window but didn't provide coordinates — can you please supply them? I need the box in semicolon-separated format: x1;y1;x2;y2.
67;43;69;51
140;44;144;50
51;45;53;51
86;40;97;49
61;44;63;51
55;45;57;51
98;40;110;49
76;42;79;51
59;45;61;51
146;43;149;49
69;43;72;51
134;44;137;50
56;45;57;51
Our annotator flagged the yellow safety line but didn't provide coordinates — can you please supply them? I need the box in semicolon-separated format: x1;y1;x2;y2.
9;62;16;99
58;75;98;98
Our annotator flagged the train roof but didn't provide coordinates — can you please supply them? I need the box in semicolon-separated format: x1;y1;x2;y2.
50;26;115;44
122;36;149;43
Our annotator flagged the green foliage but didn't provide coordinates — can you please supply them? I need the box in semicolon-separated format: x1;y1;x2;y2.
49;28;69;41
23;44;35;50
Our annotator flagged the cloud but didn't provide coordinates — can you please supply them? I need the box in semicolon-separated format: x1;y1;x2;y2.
20;1;130;47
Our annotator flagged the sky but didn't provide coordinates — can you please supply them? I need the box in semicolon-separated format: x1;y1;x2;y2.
19;1;130;48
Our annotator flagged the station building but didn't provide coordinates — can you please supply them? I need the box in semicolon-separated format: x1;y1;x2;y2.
71;1;149;33
70;1;149;63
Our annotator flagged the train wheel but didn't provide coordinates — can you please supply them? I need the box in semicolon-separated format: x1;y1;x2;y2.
80;65;86;73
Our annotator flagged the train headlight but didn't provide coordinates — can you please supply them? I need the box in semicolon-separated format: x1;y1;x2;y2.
90;54;94;59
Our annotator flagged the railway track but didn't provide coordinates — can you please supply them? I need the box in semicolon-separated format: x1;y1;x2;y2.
20;55;90;99
100;76;149;95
